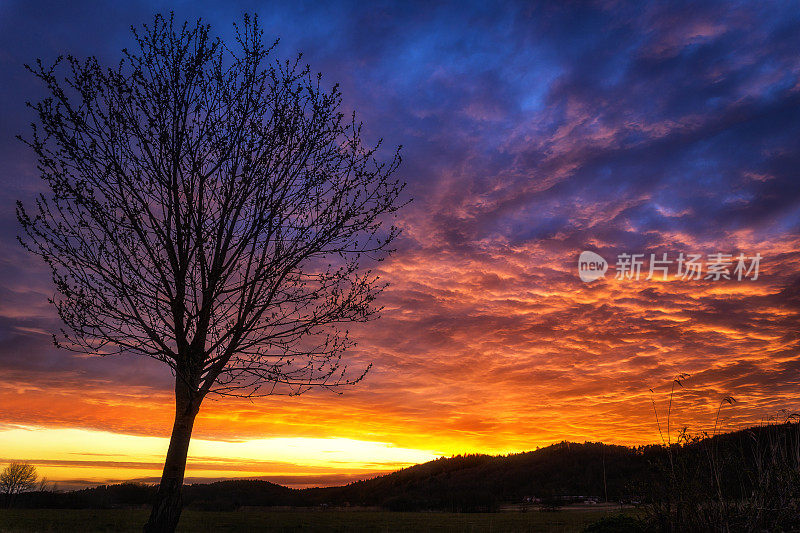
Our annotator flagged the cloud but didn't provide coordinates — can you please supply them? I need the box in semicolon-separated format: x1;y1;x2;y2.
0;0;798;486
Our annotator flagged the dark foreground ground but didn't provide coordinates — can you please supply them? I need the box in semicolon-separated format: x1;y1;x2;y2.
0;508;627;532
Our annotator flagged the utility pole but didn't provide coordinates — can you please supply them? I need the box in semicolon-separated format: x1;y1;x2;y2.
602;448;608;503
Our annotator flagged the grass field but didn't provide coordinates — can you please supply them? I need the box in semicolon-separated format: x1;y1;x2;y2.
0;508;625;532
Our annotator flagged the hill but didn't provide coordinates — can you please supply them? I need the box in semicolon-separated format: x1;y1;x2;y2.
11;422;800;515
299;441;659;511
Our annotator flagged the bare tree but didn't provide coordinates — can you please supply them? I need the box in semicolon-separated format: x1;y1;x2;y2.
37;476;54;493
17;13;405;532
1;462;38;508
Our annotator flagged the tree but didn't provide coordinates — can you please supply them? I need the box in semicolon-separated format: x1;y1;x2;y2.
1;462;38;508
17;13;406;532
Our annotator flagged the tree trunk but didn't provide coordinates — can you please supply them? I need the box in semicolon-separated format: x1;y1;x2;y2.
144;378;201;533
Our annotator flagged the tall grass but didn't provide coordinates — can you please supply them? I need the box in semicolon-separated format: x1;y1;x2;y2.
642;376;800;532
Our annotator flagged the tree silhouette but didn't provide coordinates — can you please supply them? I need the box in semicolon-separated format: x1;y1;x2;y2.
1;462;38;508
17;13;405;532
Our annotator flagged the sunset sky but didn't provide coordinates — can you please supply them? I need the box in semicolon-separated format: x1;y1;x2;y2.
1;0;799;490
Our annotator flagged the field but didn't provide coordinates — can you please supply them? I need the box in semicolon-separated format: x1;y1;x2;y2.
0;508;625;532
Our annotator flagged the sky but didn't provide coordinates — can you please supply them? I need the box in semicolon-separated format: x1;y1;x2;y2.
1;0;799;489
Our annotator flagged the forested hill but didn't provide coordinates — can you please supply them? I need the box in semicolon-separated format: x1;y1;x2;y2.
301;441;658;510
13;422;800;512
